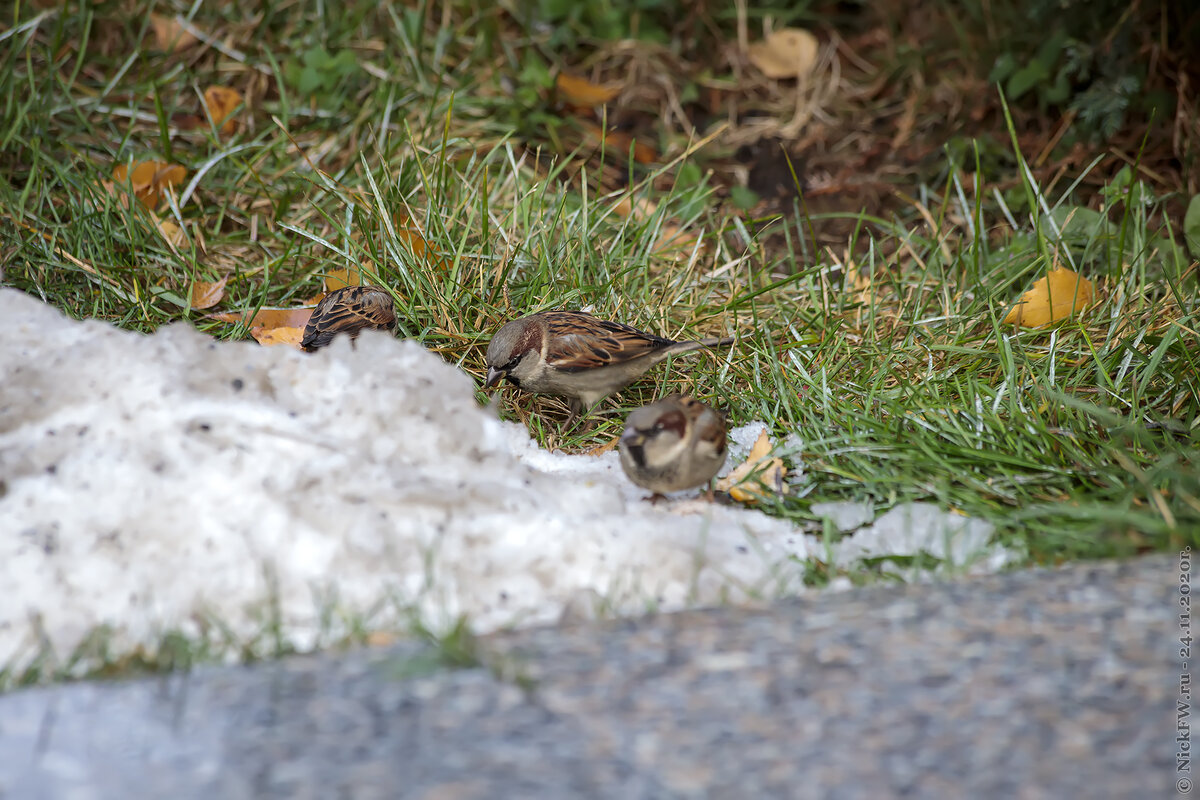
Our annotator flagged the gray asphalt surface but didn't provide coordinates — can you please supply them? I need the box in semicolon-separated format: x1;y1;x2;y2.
0;554;1182;799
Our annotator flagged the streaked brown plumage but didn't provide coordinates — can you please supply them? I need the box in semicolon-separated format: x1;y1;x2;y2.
301;285;397;352
619;394;728;498
482;310;735;414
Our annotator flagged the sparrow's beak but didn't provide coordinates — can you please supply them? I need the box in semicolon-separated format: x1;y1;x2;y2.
620;429;647;467
483;366;504;390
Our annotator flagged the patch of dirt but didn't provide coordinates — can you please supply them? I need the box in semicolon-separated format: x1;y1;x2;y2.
524;2;1199;268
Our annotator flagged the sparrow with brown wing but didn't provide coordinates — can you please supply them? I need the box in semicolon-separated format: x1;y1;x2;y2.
301;285;397;352
619;394;728;500
482;311;734;415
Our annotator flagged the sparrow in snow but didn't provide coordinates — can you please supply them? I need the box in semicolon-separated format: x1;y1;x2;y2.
619;394;728;499
301;285;397;352
483;310;734;414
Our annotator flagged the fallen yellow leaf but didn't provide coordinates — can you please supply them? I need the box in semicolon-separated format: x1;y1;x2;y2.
111;161;187;209
392;211;450;271
324;268;361;291
203;86;241;136
581;121;657;164
555;73;621;107
747;28;820;79
1002;267;1096;328
715;429;788;504
250;326;305;347
190;276;228;310
210;306;315;329
150;13;198;52
153;216;186;248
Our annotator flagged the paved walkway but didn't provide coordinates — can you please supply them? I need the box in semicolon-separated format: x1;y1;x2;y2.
0;555;1179;799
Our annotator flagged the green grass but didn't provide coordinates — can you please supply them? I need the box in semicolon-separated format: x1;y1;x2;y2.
2;0;1198;684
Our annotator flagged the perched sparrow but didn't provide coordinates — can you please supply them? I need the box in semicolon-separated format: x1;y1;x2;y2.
619;394;728;498
483;310;734;414
301;285;397;352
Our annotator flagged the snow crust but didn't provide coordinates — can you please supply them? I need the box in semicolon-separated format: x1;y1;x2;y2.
0;289;1015;672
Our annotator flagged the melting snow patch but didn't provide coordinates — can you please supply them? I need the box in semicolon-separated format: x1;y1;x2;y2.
832;502;1017;576
723;420;769;468
811;501;874;533
0;289;1018;676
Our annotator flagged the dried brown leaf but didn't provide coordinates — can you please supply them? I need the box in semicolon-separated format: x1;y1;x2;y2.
190;276;228;310
150;14;198;52
584;435;621;457
203;86;241;136
747;28;820;79
581;121;657;164
97;180;131;209
556;73;621;107
153;216;185;248
392;211;450;271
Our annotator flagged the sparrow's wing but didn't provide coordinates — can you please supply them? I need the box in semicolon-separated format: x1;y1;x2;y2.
542;311;677;372
680;395;728;459
694;412;728;459
301;286;397;351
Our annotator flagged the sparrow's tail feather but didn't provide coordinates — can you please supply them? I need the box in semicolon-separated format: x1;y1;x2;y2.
660;336;736;358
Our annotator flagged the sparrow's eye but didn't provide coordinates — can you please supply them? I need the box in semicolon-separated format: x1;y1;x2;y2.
503;356;521;371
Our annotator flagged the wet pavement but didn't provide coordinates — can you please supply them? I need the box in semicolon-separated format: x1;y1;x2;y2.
0;555;1179;799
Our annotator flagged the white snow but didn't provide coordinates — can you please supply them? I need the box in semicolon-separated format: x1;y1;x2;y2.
0;289;1018;675
811;500;875;532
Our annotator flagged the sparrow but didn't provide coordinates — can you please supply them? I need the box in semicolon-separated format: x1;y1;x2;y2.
482;310;734;414
300;285;397;352
619;394;728;499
